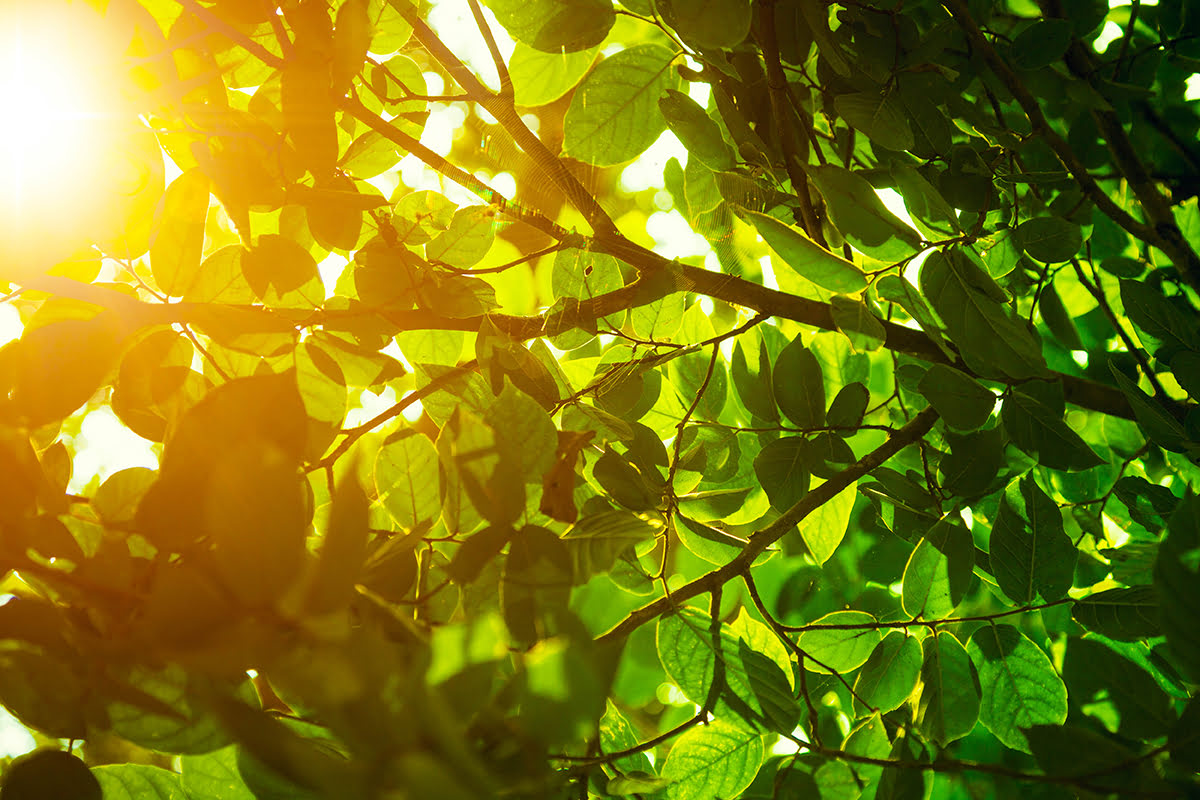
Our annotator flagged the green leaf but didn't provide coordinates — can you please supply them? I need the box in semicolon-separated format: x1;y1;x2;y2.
1119;278;1200;354
182;245;256;304
658;0;751;49
486;382;558;480
812;760;860;800
920;249;1048;380
902;517;974;618
1071;586;1161;641
853;632;922;713
595;447;660;510
204;442;310;608
1155;494;1200;681
843;717;889;797
332;0;372;96
1064;637;1174;740
806;164;921;261
304;175;368;252
1038;282;1085;351
830;296;886;352
374;430;441;528
282;46;337;180
1109;367;1193;452
484;0;614;52
107;664;244;755
1170;696;1200;770
730;332;777;421
92;764;185;800
834;91;914;152
674;515;751;565
753;437;810;512
968;624;1068;752
1010;19;1073;70
503;525;574;644
151;168;209;296
875;274;956;360
772;337;825;429
563;45;678;166
94;467;158;526
797;610;881;674
552;248;623;304
798;0;850;75
660;719;763;800
426;205;496;268
1015;217;1083;263
4;313;128;427
1026;723;1171;794
242;234;320;302
1001;391;1104;470
892;164;960;238
182;747;256;800
745;209;868;293
989;476;1076;603
657;607;795;731
737;639;803;734
510;44;597;106
562;509;664;577
631;291;685;341
826;382;869;430
801;478;858;565
659;90;735;170
918;631;981;746
305;474;369;615
917;364;995;431
598;700;654;775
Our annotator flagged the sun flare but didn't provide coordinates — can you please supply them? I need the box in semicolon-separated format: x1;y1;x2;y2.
0;1;139;277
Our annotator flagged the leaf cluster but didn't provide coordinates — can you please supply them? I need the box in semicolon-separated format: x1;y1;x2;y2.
0;0;1199;798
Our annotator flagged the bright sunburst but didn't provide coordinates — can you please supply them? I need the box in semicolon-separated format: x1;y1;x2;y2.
0;1;135;277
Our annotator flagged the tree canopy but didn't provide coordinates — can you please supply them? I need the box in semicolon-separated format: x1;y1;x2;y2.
0;0;1198;797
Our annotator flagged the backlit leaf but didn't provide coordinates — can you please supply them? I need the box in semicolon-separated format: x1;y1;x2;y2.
1071;586;1160;641
989;476;1076;603
660;719;763;800
902;517;974;618
746;197;873;291
918;631;980;745
920;249;1048;380
485;0;614;52
917;364;995;430
968;624;1068;752
772;337;825;429
797;610;881;674
1001;391;1104;471
853;632;922;714
151;169;209;296
807;164;921;261
563;45;678;166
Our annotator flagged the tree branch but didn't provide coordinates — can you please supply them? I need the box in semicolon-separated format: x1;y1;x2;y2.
596;407;940;645
943;0;1200;293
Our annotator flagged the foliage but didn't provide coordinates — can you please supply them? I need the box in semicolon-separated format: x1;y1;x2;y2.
1;0;1199;797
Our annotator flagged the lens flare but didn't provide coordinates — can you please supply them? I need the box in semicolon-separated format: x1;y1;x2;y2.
0;1;142;279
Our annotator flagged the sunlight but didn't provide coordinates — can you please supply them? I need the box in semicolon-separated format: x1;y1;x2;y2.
0;2;135;276
1186;73;1200;102
67;407;159;494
